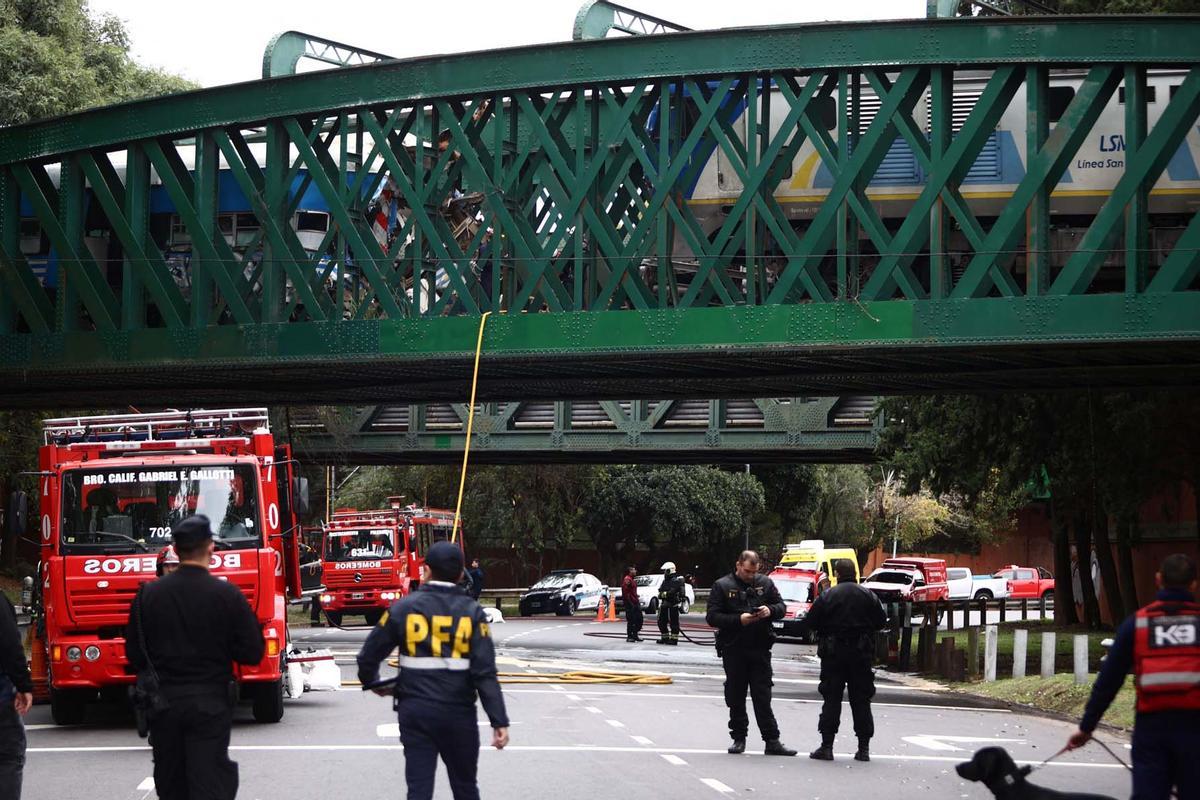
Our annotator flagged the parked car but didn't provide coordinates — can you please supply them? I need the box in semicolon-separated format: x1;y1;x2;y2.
862;557;950;604
946;567;1010;601
768;567;829;641
993;565;1055;600
614;573;696;614
518;569;608;616
779;539;861;584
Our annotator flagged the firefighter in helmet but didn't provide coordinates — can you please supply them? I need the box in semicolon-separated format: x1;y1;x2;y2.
1068;553;1200;798
155;545;180;577
656;562;685;646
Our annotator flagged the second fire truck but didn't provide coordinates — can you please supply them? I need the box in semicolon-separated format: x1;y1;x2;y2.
318;499;458;626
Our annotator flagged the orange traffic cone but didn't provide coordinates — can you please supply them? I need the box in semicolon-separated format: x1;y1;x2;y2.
606;593;618;622
595;597;606;621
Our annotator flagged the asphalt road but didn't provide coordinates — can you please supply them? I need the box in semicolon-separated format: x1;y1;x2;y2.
23;614;1131;799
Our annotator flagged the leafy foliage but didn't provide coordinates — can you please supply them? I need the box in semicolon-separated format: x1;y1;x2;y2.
0;0;196;126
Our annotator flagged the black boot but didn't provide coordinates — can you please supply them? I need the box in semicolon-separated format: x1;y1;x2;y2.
855;739;870;762
809;739;835;761
727;739;745;755
764;739;797;757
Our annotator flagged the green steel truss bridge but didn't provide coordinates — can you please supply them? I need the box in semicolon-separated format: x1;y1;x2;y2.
2;13;1200;415
287;396;879;465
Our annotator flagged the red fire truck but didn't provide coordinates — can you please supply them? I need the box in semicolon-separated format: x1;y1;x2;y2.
317;500;458;626
8;409;307;725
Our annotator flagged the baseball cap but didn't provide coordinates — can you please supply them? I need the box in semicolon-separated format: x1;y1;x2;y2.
424;540;465;579
171;515;214;548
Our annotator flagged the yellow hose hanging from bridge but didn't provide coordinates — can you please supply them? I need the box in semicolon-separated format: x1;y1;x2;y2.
452;311;490;544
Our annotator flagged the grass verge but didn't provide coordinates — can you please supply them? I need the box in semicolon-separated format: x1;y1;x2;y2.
952;674;1135;731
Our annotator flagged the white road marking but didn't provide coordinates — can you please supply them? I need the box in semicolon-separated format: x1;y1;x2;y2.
604;719;625;729
22;724;69;731
661;754;687;766
26;744;1125;768
376;723;400;738
700;778;734;794
583;706;603;714
631;735;654;746
136;777;154;791
565;694;582;702
903;734;1023;753
502;688;1010;713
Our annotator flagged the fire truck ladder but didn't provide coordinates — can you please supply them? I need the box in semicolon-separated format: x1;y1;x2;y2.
42;408;270;444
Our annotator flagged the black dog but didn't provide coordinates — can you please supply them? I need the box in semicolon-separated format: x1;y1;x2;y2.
956;747;1117;800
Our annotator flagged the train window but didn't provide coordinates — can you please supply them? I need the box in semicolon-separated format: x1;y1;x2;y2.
170;216;191;244
1047;86;1074;123
217;214;234;234
296;212;329;233
1117;86;1157;104
19;220;39;238
813;96;837;131
236;213;259;231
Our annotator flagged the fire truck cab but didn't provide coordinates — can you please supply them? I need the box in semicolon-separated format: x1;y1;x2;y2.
318;500;458;626
9;409;307;725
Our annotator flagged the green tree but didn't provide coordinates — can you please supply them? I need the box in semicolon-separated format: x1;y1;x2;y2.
0;0;196;566
583;465;764;580
0;0;196;126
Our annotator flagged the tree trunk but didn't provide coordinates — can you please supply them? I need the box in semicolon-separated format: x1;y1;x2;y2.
1074;514;1102;630
1091;510;1124;627
0;474;11;569
1117;517;1140;615
1052;508;1078;625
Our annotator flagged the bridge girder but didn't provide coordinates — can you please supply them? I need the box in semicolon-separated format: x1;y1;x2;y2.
288;397;879;465
1;17;1199;408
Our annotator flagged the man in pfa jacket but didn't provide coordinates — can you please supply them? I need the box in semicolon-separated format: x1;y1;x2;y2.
358;540;510;800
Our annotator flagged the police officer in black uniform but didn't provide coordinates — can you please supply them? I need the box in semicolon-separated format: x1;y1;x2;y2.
706;550;797;756
803;558;887;763
357;540;509;800
126;515;265;800
656;561;685;645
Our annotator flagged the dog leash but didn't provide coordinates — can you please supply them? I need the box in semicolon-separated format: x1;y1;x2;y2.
1048;738;1179;800
1025;744;1071;773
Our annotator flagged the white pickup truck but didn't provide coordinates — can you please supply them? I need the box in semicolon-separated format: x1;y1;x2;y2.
946;567;1010;601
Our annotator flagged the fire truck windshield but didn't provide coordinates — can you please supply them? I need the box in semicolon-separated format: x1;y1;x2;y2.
59;464;261;554
324;529;396;561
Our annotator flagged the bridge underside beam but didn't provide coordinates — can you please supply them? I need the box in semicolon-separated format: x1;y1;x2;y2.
287;397;879;465
1;301;1198;408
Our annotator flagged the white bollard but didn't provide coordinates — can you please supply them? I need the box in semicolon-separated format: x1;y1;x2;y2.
1041;631;1056;678
1074;635;1089;685
984;625;998;682
1012;629;1027;679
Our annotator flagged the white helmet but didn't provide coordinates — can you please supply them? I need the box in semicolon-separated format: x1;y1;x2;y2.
661;561;676;573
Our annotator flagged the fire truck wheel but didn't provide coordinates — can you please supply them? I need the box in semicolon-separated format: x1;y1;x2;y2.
49;687;89;725
364;610;384;626
252;680;285;723
324;611;343;627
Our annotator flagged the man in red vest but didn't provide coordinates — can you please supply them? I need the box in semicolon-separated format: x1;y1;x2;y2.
1067;553;1199;799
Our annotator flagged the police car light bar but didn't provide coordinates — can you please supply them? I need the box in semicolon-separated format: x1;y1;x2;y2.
42;408;270;445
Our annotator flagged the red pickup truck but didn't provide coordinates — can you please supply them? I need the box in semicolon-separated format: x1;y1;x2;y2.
993;565;1055;600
